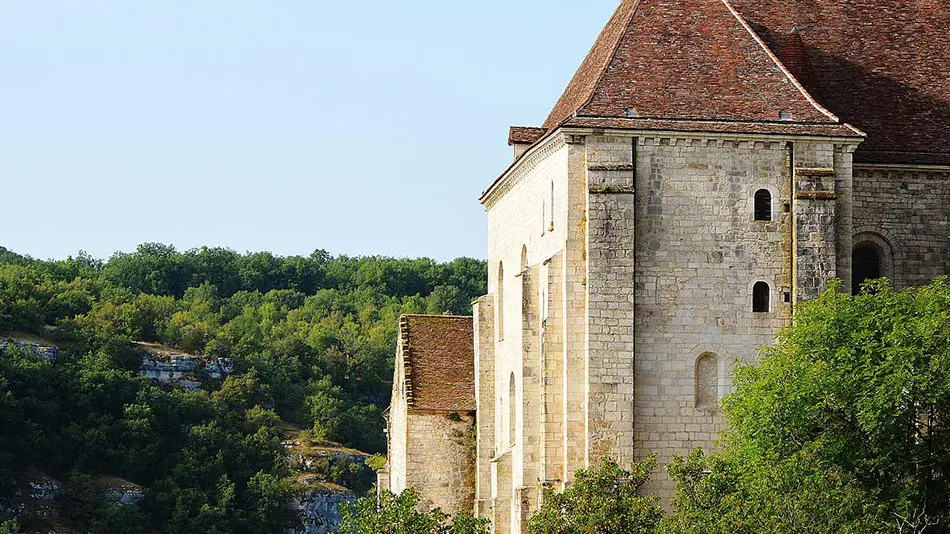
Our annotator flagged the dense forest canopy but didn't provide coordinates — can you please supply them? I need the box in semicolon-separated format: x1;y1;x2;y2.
0;244;486;533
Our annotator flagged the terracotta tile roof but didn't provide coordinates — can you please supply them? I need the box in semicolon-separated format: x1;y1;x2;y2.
508;126;547;146
400;315;475;412
539;0;949;166
729;0;950;166
543;0;839;131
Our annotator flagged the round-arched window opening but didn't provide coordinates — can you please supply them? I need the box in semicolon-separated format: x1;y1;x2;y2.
695;352;719;410
853;245;881;294
752;282;770;313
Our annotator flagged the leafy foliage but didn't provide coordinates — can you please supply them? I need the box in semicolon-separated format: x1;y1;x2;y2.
666;279;950;532
0;244;486;533
339;489;490;534
528;456;663;534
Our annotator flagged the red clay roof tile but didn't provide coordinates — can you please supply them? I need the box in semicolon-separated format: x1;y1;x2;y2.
400;315;475;412
508;126;547;146
541;0;949;165
729;0;950;165
544;0;838;130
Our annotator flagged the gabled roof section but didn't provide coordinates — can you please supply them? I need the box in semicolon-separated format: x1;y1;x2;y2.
544;0;638;131
730;0;950;165
399;315;475;412
543;0;839;129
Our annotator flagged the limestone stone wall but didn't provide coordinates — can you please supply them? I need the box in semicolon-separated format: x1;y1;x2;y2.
792;142;843;301
478;127;862;530
540;253;565;487
853;165;950;288
518;265;541;521
405;411;476;515
484;133;579;534
629;135;796;501
473;296;495;518
585;135;637;465
562;138;590;484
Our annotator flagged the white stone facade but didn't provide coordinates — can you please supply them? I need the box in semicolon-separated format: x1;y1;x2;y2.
471;128;878;532
381;124;948;533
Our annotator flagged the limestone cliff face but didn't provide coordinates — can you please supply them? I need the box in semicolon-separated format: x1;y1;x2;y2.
280;433;374;534
137;348;235;391
0;339;59;361
285;486;357;534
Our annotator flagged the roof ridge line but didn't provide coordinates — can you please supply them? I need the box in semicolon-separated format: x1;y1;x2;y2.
719;0;840;123
575;0;643;124
572;114;854;126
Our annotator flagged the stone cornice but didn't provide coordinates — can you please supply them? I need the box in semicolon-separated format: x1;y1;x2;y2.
480;126;866;211
481;133;567;211
561;126;864;149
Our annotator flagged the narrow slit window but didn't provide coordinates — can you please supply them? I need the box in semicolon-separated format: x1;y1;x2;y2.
753;282;770;313
541;202;546;235
497;262;505;340
754;189;772;222
509;373;516;446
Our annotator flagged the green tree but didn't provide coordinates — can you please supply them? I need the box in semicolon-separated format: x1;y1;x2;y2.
528;456;663;534
667;279;950;532
0;244;487;533
663;448;882;534
339;490;489;534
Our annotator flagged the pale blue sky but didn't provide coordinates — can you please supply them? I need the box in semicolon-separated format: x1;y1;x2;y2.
1;1;617;261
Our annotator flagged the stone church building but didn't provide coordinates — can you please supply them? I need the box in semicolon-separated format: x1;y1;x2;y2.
381;0;950;532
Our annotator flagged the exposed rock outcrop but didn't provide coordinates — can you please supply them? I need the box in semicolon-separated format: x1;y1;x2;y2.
136;345;234;391
0;339;59;362
279;428;374;534
285;479;356;534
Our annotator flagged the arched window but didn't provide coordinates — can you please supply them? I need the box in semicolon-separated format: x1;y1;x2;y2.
753;282;770;313
754;189;772;222
853;245;881;294
497;262;505;341
508;373;516;446
695;353;718;409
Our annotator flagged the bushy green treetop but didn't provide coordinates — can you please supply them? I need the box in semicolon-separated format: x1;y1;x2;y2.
528;456;663;534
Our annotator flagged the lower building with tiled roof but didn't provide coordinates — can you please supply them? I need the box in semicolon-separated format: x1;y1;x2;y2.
378;315;476;516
